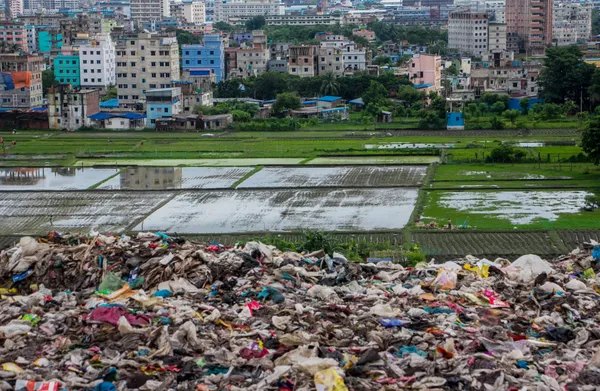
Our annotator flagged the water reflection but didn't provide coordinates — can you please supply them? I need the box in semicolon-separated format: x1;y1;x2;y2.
120;167;183;190
0;167;117;190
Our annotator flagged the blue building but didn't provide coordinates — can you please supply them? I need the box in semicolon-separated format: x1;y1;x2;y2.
145;88;182;128
54;54;80;87
38;30;63;53
182;34;225;83
446;112;464;130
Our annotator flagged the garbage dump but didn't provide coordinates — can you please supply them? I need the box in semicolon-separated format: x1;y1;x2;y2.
0;231;599;390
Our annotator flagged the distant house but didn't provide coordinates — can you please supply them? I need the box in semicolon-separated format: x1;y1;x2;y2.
447;112;464;130
88;112;147;130
378;110;392;123
317;96;343;109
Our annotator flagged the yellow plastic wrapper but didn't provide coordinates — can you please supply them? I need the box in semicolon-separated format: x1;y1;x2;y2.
464;264;489;278
584;268;596;279
2;363;23;373
314;368;349;391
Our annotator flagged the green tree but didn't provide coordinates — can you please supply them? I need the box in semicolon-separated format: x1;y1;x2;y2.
444;65;458;76
502;109;520;126
519;97;530;114
272;92;302;115
213;22;235;32
320;72;340;96
102;85;117;102
429;95;447;119
541;103;562;120
373;56;393;66
490;116;504;130
245;16;266;31
582;117;600;164
362;81;388;106
486;145;526;162
538;46;596;104
491;101;506;114
418;110;445;129
231;110;252;122
562;100;577;116
42;69;58;94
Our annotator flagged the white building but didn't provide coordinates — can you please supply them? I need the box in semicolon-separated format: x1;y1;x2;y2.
115;32;180;107
80;35;116;89
341;43;367;74
488;22;507;51
183;0;206;24
214;0;283;23
26;25;36;53
448;10;489;56
552;0;592;46
130;0;170;21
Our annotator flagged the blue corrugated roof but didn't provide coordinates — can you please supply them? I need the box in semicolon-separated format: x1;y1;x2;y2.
348;98;364;105
100;98;119;108
414;83;434;89
317;96;342;102
303;100;316;105
88;112;112;120
120;112;146;119
320;107;346;113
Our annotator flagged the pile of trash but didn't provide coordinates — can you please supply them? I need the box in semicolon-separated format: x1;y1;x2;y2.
0;232;599;391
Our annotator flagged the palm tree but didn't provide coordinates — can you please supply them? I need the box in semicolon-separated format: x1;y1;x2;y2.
320;72;340;96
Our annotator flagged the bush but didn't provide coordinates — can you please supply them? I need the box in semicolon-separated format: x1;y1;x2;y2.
490;116;504;130
486;144;526;163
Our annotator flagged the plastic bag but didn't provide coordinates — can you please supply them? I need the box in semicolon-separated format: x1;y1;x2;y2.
314;368;349;391
14;380;59;391
98;272;125;293
510;254;554;283
432;268;457;290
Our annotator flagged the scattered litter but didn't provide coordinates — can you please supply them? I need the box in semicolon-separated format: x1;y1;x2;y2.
0;232;597;389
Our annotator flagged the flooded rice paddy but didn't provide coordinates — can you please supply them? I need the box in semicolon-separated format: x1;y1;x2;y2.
365;143;455;150
436;190;593;225
239;166;427;188
0;168;117;190
134;189;419;233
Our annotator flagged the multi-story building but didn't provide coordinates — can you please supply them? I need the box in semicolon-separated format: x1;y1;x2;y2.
234;30;268;78
47;86;100;130
267;59;287;73
448;11;489;56
488;22;507;52
115;32;180;107
470;53;541;96
342;13;378;25
79;35;116;89
37;29;62;53
213;0;283;23
485;0;505;23
145;87;182;128
0;22;27;53
341;43;367;74
182;34;224;82
6;0;23;18
54;52;81;87
25;25;35;53
224;47;238;78
0;54;43;109
229;14;341;25
288;45;317;77
506;0;552;54
130;0;170;22
409;53;442;90
552;0;592;46
183;0;206;24
317;47;344;76
173;69;215;112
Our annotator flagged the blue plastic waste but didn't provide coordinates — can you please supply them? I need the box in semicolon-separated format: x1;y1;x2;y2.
379;318;410;327
397;346;427;357
154;290;172;298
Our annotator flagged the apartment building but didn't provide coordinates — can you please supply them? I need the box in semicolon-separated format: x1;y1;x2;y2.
182;34;225;82
145;87;182;128
213;0;283;23
409;53;442;91
130;0;170;22
183;0;206;24
341;43;367;74
6;0;23;19
0;54;43;109
47;86;100;130
115;33;180;107
54;52;81;87
79;35;116;89
448;11;489;56
178;68;215;111
0;22;27;53
506;0;552;54
552;0;592;46
485;0;505;23
288;45;317;77
488;22;507;52
317;47;344;76
234;30;268;78
26;25;35;53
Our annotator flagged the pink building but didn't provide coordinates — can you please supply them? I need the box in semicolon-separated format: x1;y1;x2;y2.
409;53;442;92
5;0;22;19
0;22;27;53
506;0;552;55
